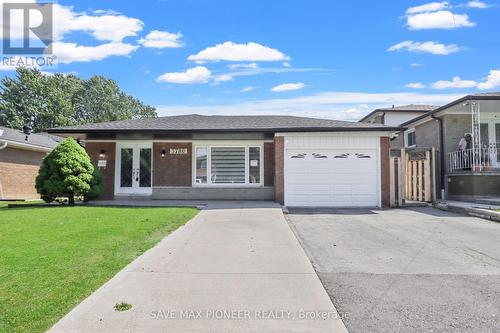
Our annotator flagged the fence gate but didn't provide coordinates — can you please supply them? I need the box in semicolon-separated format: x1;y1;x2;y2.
390;148;434;206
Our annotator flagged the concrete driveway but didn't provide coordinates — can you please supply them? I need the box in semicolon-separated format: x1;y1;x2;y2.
50;203;347;333
287;207;500;333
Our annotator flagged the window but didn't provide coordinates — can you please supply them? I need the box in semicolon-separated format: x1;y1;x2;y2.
195;147;208;184
194;145;263;186
406;130;416;147
211;147;245;184
248;147;261;184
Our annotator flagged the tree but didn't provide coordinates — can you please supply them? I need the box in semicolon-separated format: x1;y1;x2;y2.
35;138;94;204
74;76;156;124
0;68;156;132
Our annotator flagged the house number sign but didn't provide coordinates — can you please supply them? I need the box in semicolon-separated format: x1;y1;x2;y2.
169;148;188;155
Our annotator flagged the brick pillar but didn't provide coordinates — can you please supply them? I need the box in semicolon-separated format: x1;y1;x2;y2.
274;136;284;205
380;136;390;208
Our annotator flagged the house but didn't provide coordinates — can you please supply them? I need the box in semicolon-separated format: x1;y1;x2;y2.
398;92;500;202
48;115;399;207
358;104;437;126
0;126;61;200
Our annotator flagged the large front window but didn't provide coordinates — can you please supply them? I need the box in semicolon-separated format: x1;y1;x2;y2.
194;145;262;186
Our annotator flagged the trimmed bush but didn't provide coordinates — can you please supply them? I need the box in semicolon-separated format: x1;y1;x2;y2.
36;138;94;204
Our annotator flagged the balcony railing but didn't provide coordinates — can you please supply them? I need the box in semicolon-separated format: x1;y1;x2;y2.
448;148;500;172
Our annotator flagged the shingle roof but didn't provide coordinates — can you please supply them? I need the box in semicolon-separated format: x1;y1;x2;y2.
358;104;437;122
0;126;61;149
375;104;438;112
48;114;398;133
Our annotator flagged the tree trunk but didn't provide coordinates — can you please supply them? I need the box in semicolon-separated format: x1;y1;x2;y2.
68;195;75;205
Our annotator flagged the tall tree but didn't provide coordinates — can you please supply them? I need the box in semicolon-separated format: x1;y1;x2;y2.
0;68;156;132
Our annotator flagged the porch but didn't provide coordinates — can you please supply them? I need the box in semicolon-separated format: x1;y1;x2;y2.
448;148;500;173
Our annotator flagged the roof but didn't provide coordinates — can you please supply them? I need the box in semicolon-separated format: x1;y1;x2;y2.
0;126;61;149
399;92;500;128
358;104;437;122
48;114;399;133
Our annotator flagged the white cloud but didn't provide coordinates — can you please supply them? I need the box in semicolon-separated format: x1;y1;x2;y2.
477;70;500;89
187;41;290;63
406;82;426;89
227;63;259;70
406;11;476;30
431;76;478;89
241;86;254;92
388;41;461;55
155;91;464;121
50;42;139;64
213;74;233;83
411;63;423;67
466;1;489;8
138;30;183;48
157;66;212;84
420;70;500;90
271;82;306;92
283;62;291;68
51;4;144;42
406;2;449;14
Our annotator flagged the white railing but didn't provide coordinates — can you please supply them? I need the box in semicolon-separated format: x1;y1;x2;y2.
448;148;500;172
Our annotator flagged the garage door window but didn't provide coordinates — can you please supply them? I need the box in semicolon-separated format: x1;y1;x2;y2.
194;145;263;186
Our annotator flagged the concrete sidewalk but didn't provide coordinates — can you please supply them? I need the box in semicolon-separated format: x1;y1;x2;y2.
49;204;347;332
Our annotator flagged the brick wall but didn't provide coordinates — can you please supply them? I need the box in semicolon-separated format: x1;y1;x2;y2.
274;136;284;204
0;147;46;199
264;142;274;186
85;142;116;200
153;142;192;186
380;136;390;208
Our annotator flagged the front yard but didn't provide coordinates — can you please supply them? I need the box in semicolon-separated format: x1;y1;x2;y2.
0;204;198;332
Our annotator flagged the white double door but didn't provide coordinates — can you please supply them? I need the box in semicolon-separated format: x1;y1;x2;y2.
115;143;152;195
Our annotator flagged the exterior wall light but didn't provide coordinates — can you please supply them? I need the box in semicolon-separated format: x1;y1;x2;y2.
99;149;106;158
161;149;166;157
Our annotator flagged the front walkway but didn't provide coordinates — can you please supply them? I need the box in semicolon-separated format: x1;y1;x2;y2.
49;203;347;332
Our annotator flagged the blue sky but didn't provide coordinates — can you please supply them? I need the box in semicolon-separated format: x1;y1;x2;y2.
1;0;499;120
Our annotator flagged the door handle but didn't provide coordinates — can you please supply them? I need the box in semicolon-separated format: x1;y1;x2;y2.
135;168;139;182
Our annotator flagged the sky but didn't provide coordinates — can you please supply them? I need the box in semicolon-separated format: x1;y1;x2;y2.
0;0;499;120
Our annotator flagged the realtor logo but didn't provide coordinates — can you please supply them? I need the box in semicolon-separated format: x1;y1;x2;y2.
2;2;53;55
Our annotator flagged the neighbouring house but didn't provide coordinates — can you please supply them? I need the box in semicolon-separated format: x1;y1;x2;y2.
398;92;500;202
359;104;437;148
0;126;61;200
48;115;398;207
358;104;437;126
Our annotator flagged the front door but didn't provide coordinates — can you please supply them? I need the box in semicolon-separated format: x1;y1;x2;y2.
115;143;152;195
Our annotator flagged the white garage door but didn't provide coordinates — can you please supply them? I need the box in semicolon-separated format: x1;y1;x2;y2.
284;136;380;207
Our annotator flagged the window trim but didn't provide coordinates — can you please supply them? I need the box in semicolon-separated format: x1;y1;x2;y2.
405;128;416;148
192;143;264;187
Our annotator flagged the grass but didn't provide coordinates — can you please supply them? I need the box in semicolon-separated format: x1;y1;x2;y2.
0;200;43;208
0;205;198;332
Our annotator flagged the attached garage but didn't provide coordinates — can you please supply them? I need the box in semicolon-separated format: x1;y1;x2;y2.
282;134;384;207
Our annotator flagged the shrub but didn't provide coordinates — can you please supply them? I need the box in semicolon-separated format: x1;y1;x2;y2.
84;166;103;202
36;138;94;204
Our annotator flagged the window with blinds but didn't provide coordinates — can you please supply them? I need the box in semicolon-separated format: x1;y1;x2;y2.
211;147;246;184
194;145;263;186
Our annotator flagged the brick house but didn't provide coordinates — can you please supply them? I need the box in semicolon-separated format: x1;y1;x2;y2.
48;115;397;208
0;126;60;200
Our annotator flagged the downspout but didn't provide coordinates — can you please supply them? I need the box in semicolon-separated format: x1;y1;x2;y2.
0;141;7;199
431;114;445;199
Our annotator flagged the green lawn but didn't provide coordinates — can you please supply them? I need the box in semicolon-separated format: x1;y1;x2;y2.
0;205;198;332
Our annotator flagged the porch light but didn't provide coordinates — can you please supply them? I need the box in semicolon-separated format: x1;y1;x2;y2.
99;149;106;158
161;149;166;157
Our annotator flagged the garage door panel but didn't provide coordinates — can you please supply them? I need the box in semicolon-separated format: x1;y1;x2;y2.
285;146;379;207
